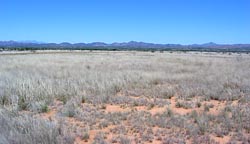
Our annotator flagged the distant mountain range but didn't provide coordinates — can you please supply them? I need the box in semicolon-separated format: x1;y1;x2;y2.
1;41;250;52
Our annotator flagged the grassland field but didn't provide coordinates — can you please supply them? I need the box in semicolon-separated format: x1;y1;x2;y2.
0;50;250;144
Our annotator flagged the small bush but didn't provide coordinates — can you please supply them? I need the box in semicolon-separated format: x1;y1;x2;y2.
99;120;109;128
58;95;68;105
162;89;175;99
192;135;217;144
175;101;182;108
175;101;192;109
190;110;198;119
119;135;131;144
18;96;29;111
150;79;162;85
0;95;9;105
113;85;122;93
195;114;210;135
204;104;210;112
81;96;86;103
41;104;49;113
93;132;107;144
100;104;106;109
132;101;139;107
147;103;154;110
166;107;173;117
61;100;79;117
81;132;89;142
196;102;202;108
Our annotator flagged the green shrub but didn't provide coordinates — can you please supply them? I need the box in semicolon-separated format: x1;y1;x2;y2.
18;96;29;111
41;104;49;113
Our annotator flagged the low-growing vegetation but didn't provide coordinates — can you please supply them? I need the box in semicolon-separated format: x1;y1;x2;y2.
0;51;250;143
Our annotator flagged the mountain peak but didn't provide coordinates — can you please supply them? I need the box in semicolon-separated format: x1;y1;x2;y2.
203;42;217;46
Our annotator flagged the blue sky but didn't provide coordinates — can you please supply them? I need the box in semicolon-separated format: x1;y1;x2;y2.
0;0;249;44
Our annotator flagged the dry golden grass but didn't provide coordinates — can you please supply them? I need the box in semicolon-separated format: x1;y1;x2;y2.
1;51;250;144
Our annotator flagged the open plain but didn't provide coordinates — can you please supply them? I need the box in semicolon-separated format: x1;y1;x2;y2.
0;51;250;144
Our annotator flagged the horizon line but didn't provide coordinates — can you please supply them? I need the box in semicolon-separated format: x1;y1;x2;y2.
1;40;250;45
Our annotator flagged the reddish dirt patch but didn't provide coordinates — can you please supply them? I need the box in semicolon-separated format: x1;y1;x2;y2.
134;105;166;115
74;130;98;144
169;97;195;115
66;117;85;128
148;106;166;115
144;140;162;144
210;135;231;144
39;100;64;120
40;109;57;120
74;125;116;144
167;97;228;116
105;104;166;115
203;100;226;115
105;104;128;113
35;98;235;144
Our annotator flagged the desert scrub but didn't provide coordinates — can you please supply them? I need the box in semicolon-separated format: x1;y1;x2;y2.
41;104;49;113
175;101;192;109
1;50;250;143
81;96;87;103
0;108;75;144
105;112;129;125
194;114;210;135
0;95;9;105
81;132;90;142
93;132;107;144
150;78;163;85
18;96;29;110
100;104;107;109
166;107;173;117
231;105;250;132
110;135;131;144
192;135;218;144
162;89;175;99
57;95;68;104
98;119;110;128
61;98;81;117
110;125;127;134
204;104;210;112
147;103;155;110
